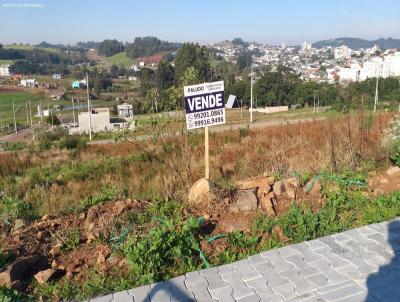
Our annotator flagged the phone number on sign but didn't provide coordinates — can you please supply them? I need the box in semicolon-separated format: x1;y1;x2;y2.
193;109;224;119
194;116;224;127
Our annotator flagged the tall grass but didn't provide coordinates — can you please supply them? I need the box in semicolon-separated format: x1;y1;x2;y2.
0;113;393;215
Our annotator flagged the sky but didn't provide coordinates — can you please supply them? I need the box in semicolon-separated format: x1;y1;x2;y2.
0;0;400;46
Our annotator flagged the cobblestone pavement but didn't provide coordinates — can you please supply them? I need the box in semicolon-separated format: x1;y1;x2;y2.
87;217;400;302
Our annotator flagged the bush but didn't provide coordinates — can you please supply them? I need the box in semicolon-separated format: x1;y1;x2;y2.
123;217;202;284
0;286;31;302
0;196;37;228
390;139;400;166
59;136;87;150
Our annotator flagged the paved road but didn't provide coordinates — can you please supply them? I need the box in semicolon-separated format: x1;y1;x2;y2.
87;217;400;302
88;116;326;145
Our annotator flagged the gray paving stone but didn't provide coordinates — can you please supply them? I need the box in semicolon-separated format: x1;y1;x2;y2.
313;246;352;269
221;271;255;300
278;246;300;258
331;233;352;243
261;250;294;273
218;264;239;277
287;292;324;302
149;282;172;302
318;280;365;302
209;286;235;302
306;273;329;288
112;290;133;302
309;259;349;285
200;267;230;291
305;239;327;251
185;272;209;292
270;281;297;300
335;291;368;302
232;259;262;281
290;243;323;263
235;293;262;302
285;255;319;277
280;268;318;295
252;262;287;287
90;294;113;302
166;276;196;302
248;254;268;266
128;285;150;302
245;276;283;302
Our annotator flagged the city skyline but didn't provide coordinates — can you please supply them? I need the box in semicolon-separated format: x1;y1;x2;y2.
1;0;400;45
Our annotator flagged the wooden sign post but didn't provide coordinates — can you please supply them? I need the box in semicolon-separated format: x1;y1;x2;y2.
184;81;225;180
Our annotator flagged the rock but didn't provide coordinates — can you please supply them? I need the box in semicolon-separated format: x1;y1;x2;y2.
10;280;24;291
259;192;276;217
51;260;58;269
85;207;98;228
0;255;48;288
41;214;51;221
222;217;250;233
373;188;385;196
188;178;216;205
285;186;296;200
49;244;61;257
379;177;389;184
236;189;258;212
203;214;210;221
284;178;300;188
34;268;64;284
304;178;322;196
96;247;111;266
236;177;274;190
113;200;129;215
13;219;25;232
273;181;286;196
229;203;239;213
386;166;400;176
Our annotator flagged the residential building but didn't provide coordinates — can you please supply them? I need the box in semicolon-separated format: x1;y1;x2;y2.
0;64;10;77
20;79;37;87
334;45;351;60
117;103;134;118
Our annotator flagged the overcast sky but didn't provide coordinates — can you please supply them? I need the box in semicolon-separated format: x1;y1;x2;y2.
1;0;399;45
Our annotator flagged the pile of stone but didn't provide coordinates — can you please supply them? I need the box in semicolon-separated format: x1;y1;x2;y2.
188;175;322;216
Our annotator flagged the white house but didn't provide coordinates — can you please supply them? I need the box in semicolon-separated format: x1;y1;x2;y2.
69;108;134;134
0;64;10;77
20;79;37;88
334;45;352;60
117;103;134;118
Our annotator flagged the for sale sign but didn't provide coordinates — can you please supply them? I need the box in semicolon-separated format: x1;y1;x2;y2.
184;81;225;130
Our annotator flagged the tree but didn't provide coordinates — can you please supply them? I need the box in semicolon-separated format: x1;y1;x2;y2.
97;39;124;57
155;61;174;89
174;43;210;83
125;36;180;59
236;50;252;71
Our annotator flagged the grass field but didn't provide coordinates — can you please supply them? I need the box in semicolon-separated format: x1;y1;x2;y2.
0;91;43;125
4;44;60;53
106;52;134;67
0;59;14;65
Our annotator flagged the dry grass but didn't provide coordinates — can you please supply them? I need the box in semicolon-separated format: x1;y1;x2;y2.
0;112;394;215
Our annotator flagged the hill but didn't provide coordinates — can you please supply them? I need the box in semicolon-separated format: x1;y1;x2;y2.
312;37;400;50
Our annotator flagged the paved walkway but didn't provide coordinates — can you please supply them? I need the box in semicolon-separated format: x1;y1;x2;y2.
88;217;400;302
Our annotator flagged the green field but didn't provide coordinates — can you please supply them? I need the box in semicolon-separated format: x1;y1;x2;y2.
0;59;14;65
0;91;44;125
4;44;60;53
106;52;134;67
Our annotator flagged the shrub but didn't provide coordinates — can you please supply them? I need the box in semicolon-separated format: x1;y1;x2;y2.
0;196;37;228
123;217;202;284
390;139;400;166
0;286;31;302
59;136;87;150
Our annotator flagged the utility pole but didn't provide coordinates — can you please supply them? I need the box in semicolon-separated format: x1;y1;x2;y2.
29;100;34;141
313;95;316;113
12;101;17;134
250;66;254;123
317;97;320;113
72;96;76;126
374;76;379;113
86;73;92;141
25;101;29;126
